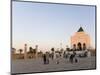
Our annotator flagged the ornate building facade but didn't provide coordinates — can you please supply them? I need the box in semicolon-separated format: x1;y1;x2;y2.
71;27;91;50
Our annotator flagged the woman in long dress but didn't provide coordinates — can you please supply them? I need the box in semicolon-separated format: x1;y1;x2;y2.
56;52;60;64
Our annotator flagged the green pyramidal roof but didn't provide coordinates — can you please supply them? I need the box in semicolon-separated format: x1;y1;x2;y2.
77;27;84;32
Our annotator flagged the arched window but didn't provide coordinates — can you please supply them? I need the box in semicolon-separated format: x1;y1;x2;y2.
77;42;82;50
83;43;86;50
73;44;76;50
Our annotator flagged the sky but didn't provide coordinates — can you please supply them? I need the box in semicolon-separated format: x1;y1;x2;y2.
12;1;96;52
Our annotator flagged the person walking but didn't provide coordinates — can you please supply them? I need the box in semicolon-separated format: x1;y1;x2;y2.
43;54;46;64
56;52;60;64
46;52;49;64
69;54;74;63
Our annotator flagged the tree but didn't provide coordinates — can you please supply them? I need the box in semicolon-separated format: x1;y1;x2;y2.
66;45;70;51
39;51;43;54
61;48;64;51
33;49;36;54
29;47;33;54
19;49;23;54
51;48;55;52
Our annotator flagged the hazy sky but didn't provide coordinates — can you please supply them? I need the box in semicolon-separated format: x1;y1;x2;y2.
12;1;96;52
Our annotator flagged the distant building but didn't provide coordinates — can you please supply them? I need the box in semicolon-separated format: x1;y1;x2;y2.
71;27;91;50
12;48;16;54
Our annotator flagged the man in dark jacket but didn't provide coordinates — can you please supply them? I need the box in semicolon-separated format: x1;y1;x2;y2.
43;54;46;64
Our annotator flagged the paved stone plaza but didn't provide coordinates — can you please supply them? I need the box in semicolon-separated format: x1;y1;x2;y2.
11;56;96;74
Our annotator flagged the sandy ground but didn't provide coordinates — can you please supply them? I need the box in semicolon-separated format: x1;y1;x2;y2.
11;56;96;74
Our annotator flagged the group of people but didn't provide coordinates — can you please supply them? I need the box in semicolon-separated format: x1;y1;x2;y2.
69;51;78;63
42;51;78;65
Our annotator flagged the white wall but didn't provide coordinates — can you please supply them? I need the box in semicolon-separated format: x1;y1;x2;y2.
0;0;99;75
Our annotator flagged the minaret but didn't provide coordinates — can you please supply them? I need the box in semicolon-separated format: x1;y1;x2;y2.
24;44;27;60
35;45;38;58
